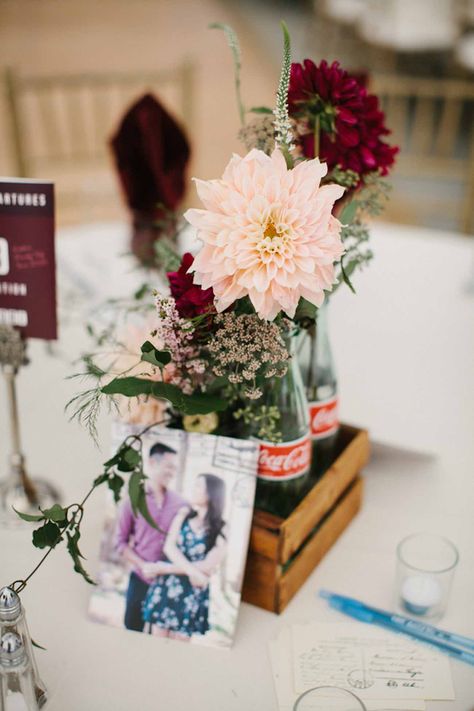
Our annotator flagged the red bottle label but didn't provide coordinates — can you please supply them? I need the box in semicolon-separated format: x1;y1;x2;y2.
309;396;339;440
257;434;311;481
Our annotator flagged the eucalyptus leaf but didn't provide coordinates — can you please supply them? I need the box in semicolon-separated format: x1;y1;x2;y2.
66;529;95;585
128;471;142;518
340;200;359;225
93;473;110;487
134;283;150;300
136;488;161;531
41;504;68;525
32;521;62;549
13;507;44;523
103;452;121;470
31;639;46;651
108;474;125;503
140;341;172;368
294;297;317;323
340;256;357;294
102;378;227;415
249;106;273;114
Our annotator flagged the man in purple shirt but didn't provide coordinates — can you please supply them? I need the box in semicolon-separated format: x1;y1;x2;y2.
116;441;187;631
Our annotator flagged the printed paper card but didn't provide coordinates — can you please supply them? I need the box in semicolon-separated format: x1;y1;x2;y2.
89;423;259;648
0;179;57;340
292;622;454;701
268;627;426;711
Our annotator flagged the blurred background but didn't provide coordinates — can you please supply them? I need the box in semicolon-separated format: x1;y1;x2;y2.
0;0;472;233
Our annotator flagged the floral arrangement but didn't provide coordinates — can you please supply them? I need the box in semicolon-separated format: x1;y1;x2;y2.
13;22;397;586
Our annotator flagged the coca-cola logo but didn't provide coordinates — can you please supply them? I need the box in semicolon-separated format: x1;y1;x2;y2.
309;397;339;439
257;436;311;481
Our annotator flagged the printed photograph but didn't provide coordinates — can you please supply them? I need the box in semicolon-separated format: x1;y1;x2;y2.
89;423;259;648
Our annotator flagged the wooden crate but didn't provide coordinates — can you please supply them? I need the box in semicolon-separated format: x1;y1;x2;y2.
242;424;370;613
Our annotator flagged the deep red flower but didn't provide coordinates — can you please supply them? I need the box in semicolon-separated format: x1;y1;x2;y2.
167;252;215;319
288;59;398;177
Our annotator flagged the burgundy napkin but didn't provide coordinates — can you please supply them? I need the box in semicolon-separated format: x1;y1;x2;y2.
110;93;191;262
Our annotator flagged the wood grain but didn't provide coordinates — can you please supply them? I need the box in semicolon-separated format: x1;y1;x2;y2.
278;477;364;613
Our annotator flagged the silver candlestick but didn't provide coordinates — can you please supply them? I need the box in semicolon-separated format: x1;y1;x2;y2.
0;326;60;525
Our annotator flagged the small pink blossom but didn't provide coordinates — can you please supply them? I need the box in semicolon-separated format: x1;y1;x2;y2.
184;148;345;321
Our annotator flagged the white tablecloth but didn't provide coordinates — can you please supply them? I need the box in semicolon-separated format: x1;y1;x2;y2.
0;221;473;710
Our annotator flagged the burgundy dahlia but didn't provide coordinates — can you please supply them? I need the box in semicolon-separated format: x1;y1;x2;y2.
288;59;398;177
167;252;215;319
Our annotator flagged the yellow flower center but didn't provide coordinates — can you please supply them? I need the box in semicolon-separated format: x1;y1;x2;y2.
263;218;279;240
258;217;292;262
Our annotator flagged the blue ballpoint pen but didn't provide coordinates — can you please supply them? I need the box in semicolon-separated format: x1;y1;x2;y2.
319;590;474;667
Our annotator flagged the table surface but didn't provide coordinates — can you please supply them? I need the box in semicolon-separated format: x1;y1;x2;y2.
1;221;473;711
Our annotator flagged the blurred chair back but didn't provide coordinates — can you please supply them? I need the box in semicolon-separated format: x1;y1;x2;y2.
3;62;195;224
370;74;474;234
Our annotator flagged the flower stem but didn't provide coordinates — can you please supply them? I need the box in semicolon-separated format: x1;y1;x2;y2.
314;115;320;159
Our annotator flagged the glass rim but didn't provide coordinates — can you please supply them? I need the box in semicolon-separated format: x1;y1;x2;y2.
293;685;367;710
397;532;459;574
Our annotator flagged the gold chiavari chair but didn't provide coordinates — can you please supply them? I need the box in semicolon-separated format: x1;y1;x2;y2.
2;61;195;224
370;74;474;234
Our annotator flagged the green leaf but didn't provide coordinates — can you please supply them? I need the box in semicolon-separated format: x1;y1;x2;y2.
31;638;46;651
154;240;181;271
340;200;359;225
249;106;273;114
102;377;155;397
128;471;142;518
41;504;68;525
294;297;317;323
136;488;161;531
340;256;357;294
66;529;95;585
101;378;227;415
93;473;109;487
103;452;121;470
116;445;140;472
32;521;62;549
210;23;245;126
108;474;125;503
134;283;150;300
140;341;172;368
13;507;44;523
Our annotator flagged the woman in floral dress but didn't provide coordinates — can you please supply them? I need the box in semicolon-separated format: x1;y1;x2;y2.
142;473;226;640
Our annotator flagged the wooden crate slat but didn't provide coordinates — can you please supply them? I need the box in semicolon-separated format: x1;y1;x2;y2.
241;551;281;612
277;477;364;613
279;427;369;563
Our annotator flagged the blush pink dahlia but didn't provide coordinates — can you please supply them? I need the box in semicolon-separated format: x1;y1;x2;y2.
184;148;345;321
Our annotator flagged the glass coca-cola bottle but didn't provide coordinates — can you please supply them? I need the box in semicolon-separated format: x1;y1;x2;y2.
253;331;311;518
300;302;339;475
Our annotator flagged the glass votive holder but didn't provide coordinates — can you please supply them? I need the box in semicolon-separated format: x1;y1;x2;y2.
293;686;367;710
396;533;459;620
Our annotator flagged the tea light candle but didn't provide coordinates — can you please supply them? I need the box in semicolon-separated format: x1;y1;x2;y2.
401;575;442;616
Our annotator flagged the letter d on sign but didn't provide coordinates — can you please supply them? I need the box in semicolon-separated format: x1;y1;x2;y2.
0;237;9;275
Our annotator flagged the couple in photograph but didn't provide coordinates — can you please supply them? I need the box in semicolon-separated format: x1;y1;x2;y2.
115;441;227;640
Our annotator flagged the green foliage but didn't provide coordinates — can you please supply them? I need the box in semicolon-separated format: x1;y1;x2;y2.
210;23;245;126
101;377;227;415
140;341;172;368
13;507;43;522
41;504;68;525
32;521;62;549
154;239;182;272
340;200;359;225
249;106;273;114
294;298;317;326
66;529;94;585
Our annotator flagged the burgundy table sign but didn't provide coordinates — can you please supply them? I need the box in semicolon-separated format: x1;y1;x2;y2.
0;179;60;526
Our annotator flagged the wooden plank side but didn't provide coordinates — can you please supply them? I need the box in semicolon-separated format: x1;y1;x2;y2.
277;477;364;613
241;552;281;612
280;429;369;563
248;524;280;561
